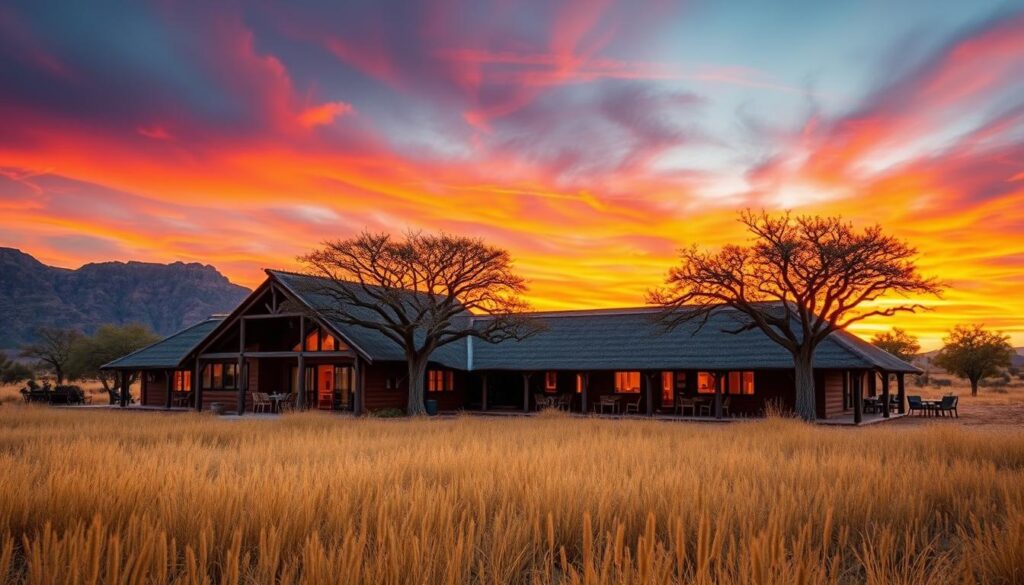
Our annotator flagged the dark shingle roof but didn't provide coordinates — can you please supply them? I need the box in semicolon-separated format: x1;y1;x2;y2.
469;307;920;373
104;271;919;375
269;270;468;369
102;317;224;369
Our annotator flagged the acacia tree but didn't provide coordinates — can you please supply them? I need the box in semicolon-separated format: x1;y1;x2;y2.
300;230;538;415
933;325;1014;396
68;324;160;395
649;211;941;421
19;326;84;384
871;328;921;363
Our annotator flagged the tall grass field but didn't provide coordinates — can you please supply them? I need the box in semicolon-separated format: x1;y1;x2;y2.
0;406;1022;584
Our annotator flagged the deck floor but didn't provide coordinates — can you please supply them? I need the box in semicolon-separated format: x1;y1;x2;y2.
62;404;907;425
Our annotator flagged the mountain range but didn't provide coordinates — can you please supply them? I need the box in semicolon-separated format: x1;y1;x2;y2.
0;248;250;348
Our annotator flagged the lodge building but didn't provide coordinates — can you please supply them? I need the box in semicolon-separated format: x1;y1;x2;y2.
103;270;920;422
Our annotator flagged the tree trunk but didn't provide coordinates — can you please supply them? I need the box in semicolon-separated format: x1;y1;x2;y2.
793;352;817;421
406;355;430;416
970;377;979;397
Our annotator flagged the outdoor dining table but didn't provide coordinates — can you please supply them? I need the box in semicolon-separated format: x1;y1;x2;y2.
596;396;620;414
921;399;942;416
268;393;289;413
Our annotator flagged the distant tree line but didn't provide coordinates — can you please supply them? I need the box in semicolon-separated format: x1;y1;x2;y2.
13;324;159;395
870;325;1018;395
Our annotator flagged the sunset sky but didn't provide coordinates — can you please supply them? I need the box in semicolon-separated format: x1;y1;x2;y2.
1;1;1023;350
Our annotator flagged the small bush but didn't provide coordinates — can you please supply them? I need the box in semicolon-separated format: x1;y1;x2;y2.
369;407;406;418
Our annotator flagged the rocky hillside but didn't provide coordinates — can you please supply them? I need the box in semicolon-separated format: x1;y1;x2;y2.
0;248;250;348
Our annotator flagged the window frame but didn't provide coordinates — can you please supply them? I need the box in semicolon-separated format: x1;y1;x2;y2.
427;369;454;393
201;361;238;390
173;370;191;392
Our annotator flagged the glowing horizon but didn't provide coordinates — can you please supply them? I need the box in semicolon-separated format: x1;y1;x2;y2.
2;2;1023;351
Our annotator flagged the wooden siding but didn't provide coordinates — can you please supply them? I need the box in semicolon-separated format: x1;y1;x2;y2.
200;390;239;413
363;362;407;412
821;370;848;419
141;371;170;407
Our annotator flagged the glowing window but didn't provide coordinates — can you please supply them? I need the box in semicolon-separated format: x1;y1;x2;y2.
544;371;558;392
697;372;717;394
614;371;641;393
174;370;192;391
428;370;454;392
661;371;674;406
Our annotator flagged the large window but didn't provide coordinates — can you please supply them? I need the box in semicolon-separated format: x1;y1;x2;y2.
614;371;641;393
697;371;755;395
697;372;718;394
428;370;454;392
173;370;192;392
294;327;348;352
728;371;756;395
201;362;238;390
544;371;558;392
661;371;674;406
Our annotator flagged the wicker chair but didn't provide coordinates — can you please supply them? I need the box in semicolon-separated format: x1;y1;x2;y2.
251;392;272;414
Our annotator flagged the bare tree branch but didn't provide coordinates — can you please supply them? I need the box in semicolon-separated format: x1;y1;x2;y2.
648;210;942;421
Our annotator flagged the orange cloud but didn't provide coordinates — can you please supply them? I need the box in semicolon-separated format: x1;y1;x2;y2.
297;102;354;128
1;3;1023;353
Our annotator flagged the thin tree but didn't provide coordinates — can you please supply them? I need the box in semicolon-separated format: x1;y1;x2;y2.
300;230;539;415
649;211;941;421
870;328;921;363
19;326;84;384
933;325;1014;396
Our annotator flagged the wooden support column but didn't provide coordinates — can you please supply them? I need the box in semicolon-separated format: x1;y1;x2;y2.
296;315;306;410
868;371;877;397
644;372;655;416
853;371;863;425
881;370;891;418
236;319;247;415
119;371;129;408
714;371;724;420
480;373;488;412
580;373;589;414
194;360;203;411
236;358;247;415
897;373;906;414
522;373;531;412
353;357;364;416
165;370;173;409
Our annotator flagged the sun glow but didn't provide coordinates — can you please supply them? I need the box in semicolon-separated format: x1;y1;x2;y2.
1;3;1023;351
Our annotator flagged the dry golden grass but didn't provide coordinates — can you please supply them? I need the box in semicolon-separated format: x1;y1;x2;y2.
0;406;1022;584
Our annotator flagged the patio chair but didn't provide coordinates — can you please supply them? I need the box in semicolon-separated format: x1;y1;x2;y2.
172;391;193;408
935;395;959;418
596;396;619;414
699;396;730;417
675;396;696;417
907;396;929;417
251;392;272;414
278;393;295;413
624;397;641;414
556;393;573;411
534;393;549;411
